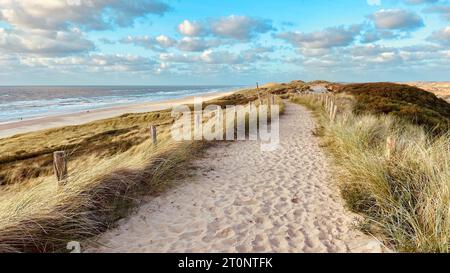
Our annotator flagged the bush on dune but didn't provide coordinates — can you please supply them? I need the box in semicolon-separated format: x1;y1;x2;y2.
337;83;450;135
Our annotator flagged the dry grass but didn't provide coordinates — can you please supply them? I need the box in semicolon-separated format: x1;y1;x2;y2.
291;94;450;252
0;88;283;252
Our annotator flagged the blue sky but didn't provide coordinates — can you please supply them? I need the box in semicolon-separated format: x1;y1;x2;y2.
0;0;449;85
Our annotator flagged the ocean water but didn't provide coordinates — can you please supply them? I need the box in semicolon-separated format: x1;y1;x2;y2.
0;86;242;124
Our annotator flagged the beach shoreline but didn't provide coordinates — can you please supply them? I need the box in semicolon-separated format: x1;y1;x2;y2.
0;90;238;139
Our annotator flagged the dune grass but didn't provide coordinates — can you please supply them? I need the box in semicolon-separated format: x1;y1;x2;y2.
0;88;282;252
291;93;450;252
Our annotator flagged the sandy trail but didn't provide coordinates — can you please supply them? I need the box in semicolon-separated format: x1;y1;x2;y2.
86;102;383;253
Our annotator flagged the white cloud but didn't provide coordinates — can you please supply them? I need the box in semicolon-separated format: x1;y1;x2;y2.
430;26;450;45
176;15;274;40
120;35;176;50
0;27;94;55
209;15;274;40
21;54;157;73
0;0;172;59
0;0;171;31
178;20;203;36
277;25;361;49
176;37;220;52
369;9;424;31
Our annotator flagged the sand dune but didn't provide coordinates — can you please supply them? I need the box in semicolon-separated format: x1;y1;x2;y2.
86;102;385;253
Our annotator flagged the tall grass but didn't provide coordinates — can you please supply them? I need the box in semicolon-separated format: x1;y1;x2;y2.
291;94;450;252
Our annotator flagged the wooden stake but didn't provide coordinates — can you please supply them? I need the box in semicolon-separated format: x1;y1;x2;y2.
386;136;396;160
150;125;157;145
53;151;67;183
331;104;338;122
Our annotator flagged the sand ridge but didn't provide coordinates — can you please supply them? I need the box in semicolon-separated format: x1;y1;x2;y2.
86;102;384;253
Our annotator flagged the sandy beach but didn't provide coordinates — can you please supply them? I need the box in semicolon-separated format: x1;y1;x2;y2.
86;102;385;253
0;91;236;139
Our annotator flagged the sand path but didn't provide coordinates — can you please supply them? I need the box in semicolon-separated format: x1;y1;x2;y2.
86;102;383;253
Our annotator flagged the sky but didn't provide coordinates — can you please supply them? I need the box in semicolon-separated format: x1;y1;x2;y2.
0;0;449;85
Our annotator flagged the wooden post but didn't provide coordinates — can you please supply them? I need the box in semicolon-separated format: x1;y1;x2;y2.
386;136;396;160
150;125;157;145
53;151;67;183
331;104;338;122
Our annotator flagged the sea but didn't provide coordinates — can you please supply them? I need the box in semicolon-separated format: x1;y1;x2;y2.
0;85;243;124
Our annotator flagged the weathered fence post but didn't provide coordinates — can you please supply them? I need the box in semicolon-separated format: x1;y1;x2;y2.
150;125;157;145
53;151;67;183
330;100;335;116
386;136;396;160
330;104;338;122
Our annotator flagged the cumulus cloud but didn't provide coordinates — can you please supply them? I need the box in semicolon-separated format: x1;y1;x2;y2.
159;47;272;66
360;29;398;43
0;0;172;59
21;54;156;73
176;15;274;40
176;37;221;52
0;0;171;31
429;26;450;45
178;20;204;36
120;35;225;52
369;9;424;31
120;35;176;51
277;25;361;50
0;27;94;55
209;15;274;40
